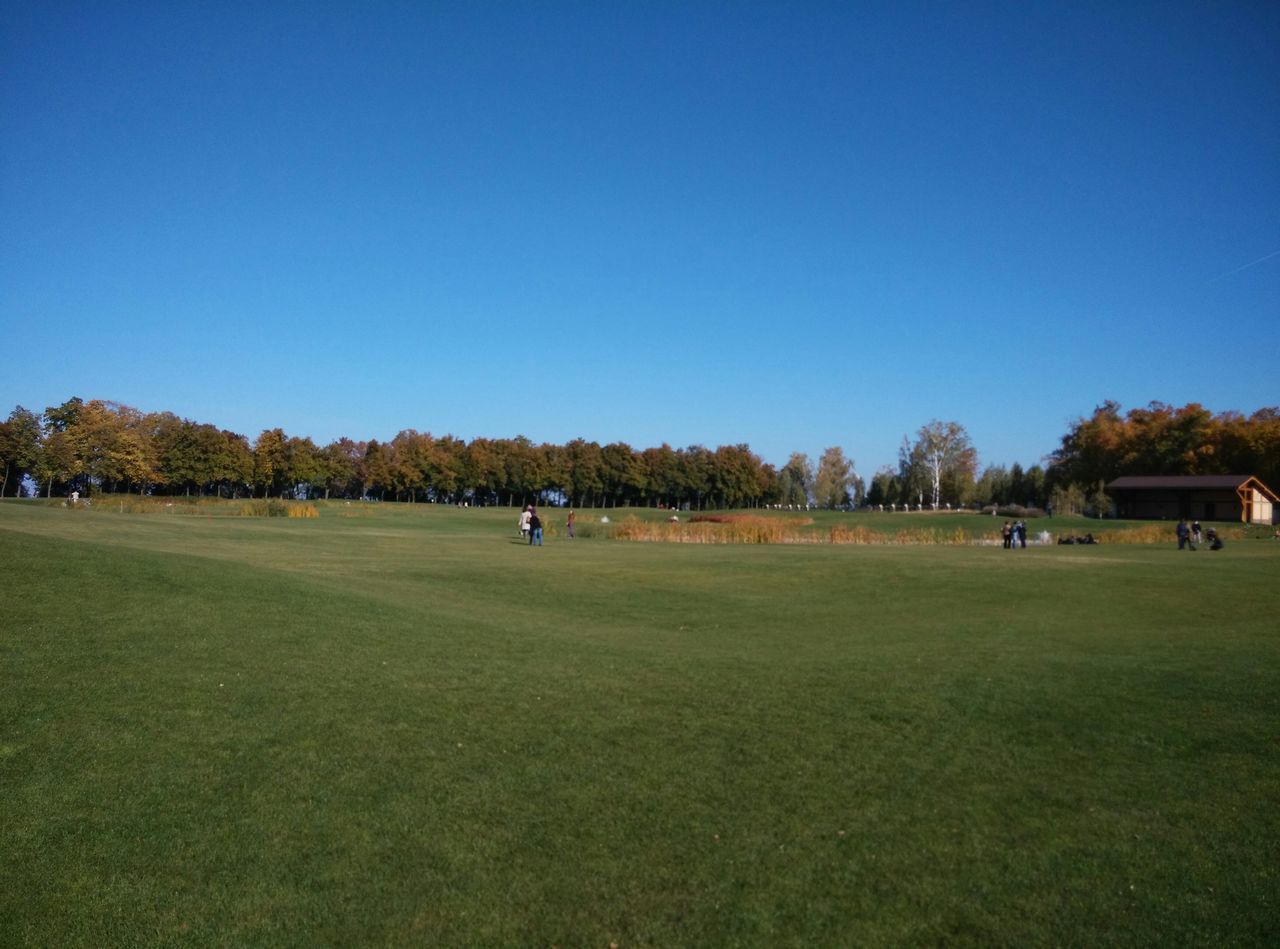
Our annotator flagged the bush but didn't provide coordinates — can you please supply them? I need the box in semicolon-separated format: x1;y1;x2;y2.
981;505;1045;519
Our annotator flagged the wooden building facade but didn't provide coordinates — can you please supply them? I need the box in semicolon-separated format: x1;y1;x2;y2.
1105;475;1278;523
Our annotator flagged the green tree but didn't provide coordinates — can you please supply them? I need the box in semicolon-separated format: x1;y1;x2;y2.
43;396;84;434
210;429;253;497
679;445;714;510
777;452;812;507
600;442;644;507
641;443;681;508
2;406;43;497
1049;482;1087;516
1023;465;1047;508
973;465;1009;507
150;413;203;495
710;444;763;509
1089;480;1112;519
865;466;900;508
286;436;324;499
897;437;929;508
911;420;977;508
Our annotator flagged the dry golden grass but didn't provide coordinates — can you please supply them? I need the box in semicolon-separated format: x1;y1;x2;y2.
614;516;979;546
1096;523;1246;545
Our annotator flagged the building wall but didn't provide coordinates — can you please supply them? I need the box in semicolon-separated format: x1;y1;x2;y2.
1113;489;1243;521
1247;489;1274;524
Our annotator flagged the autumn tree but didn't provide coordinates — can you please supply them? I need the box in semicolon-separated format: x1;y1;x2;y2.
33;429;74;498
362;440;393;500
463;437;504;505
321;439;360;499
253;429;289;498
1049;401;1280;491
813;446;855;509
641;443;681;508
58;400;157;493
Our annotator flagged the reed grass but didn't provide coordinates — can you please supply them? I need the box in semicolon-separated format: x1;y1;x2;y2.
1095;523;1247;545
609;511;1262;547
615;516;985;545
51;495;321;518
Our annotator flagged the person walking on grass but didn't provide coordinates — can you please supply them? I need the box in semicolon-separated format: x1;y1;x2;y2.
1176;518;1195;550
566;509;575;539
518;505;531;541
529;508;543;546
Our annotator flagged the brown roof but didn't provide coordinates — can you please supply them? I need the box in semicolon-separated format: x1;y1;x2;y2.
1106;476;1279;502
1106;475;1255;490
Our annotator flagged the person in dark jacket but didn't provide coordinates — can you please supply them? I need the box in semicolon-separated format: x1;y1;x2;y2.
529;509;543;546
1176;519;1195;550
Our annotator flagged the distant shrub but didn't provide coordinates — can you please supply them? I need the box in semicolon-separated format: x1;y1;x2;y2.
981;505;1045;519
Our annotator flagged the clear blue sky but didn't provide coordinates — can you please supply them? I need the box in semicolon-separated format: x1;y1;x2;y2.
2;1;1277;476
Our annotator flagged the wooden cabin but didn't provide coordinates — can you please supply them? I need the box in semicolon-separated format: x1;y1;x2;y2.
1105;475;1278;523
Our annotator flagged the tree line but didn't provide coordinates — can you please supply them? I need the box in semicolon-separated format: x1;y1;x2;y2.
1048;401;1280;488
0;397;833;509
865;403;1279;515
1;397;1276;511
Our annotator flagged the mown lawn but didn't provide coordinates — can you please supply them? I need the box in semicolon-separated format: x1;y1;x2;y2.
2;501;1277;946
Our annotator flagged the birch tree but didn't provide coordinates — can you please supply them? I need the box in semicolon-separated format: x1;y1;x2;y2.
912;420;977;509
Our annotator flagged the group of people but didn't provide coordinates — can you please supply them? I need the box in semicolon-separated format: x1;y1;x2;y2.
518;506;575;545
1177;518;1223;551
1001;520;1027;549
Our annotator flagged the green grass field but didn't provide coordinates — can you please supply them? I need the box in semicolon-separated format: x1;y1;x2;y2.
2;501;1277;946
